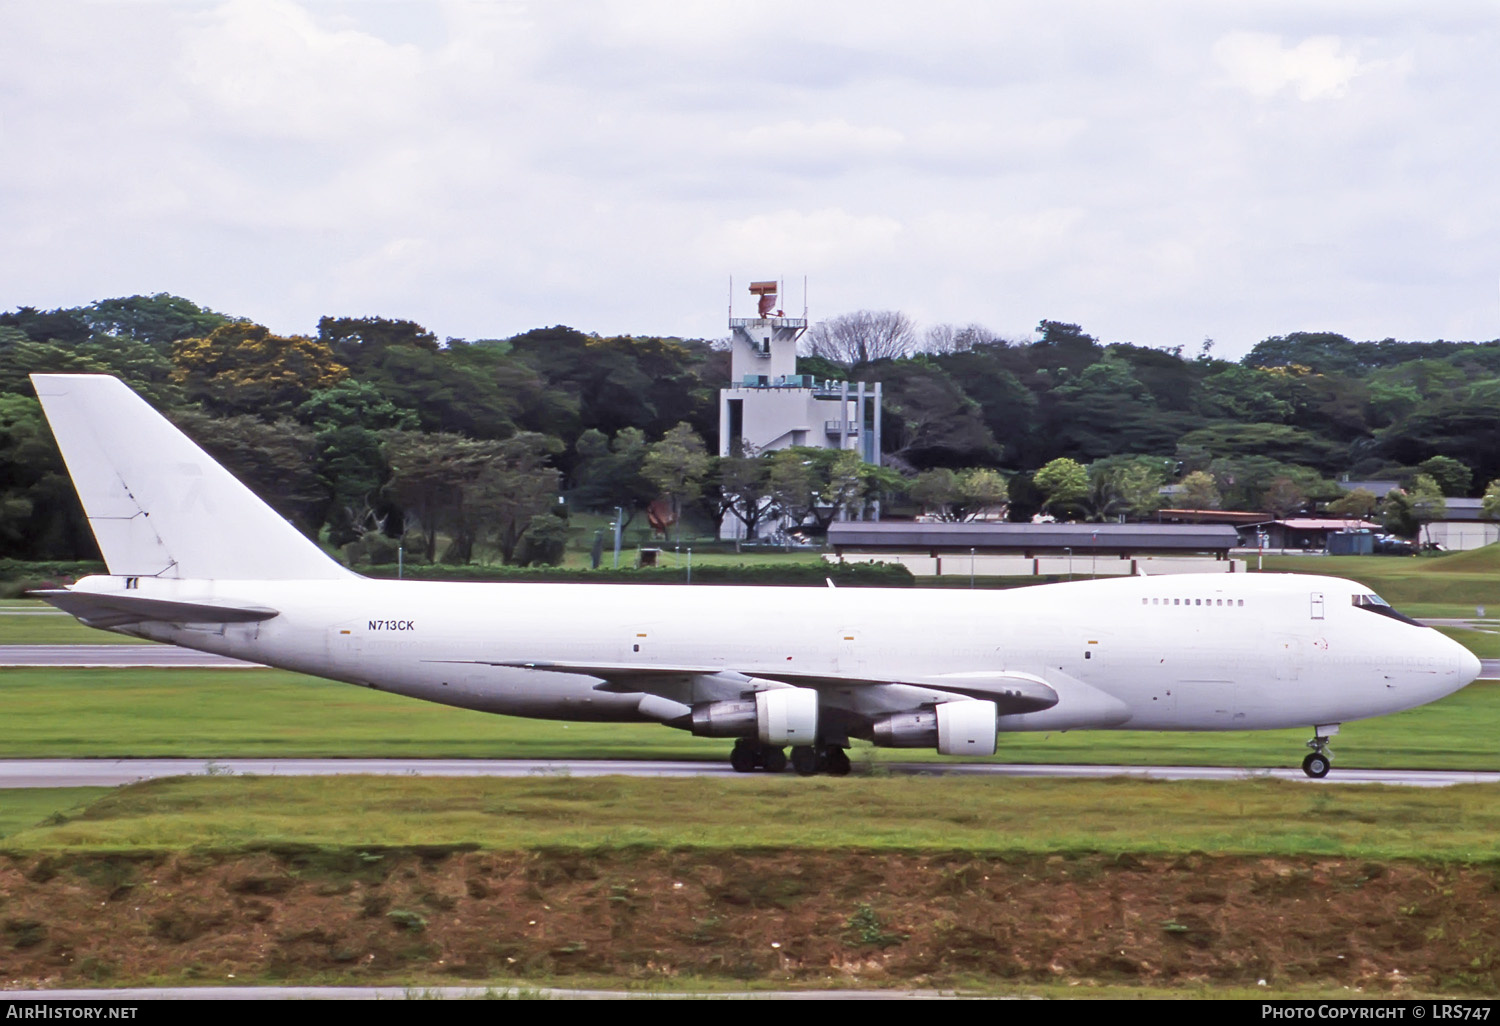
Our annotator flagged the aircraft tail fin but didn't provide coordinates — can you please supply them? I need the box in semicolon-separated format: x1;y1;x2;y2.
31;374;353;581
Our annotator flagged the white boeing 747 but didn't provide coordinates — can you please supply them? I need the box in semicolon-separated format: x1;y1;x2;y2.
29;374;1481;777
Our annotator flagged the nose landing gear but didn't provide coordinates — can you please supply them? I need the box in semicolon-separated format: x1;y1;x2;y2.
1302;731;1335;778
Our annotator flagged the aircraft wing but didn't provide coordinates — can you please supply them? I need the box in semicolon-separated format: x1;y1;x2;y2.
31;589;280;629
451;659;1059;715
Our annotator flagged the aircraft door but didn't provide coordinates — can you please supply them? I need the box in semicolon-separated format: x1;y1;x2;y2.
1310;592;1325;620
837;627;865;675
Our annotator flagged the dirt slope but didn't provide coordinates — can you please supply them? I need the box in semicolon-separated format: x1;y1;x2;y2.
3;848;1497;994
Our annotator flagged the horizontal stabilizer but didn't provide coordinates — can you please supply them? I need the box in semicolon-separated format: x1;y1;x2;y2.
31;589;280;629
452;659;1060;716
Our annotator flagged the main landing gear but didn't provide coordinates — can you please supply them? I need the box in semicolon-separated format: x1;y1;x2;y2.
729;738;788;774
1302;732;1335;779
790;744;851;777
728;739;852;775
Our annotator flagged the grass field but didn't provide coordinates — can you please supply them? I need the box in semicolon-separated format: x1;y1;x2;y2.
0;608;153;645
6;774;1500;860
0;787;109;839
1260;545;1500;610
2;666;1497;770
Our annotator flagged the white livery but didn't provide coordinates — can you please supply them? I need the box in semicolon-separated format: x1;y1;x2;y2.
30;374;1481;777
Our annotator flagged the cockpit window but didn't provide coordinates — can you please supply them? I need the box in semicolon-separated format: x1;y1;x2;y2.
1352;593;1425;627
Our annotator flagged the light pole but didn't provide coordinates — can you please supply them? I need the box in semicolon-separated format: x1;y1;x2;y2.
1064;547;1072;581
612;507;623;569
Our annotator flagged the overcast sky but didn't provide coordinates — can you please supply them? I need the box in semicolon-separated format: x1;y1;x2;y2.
4;1;1498;358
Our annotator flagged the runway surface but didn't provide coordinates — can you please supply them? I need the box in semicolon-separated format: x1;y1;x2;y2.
3;757;1497;788
0;644;259;667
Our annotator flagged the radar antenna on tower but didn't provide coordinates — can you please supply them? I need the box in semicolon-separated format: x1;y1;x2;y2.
750;280;779;318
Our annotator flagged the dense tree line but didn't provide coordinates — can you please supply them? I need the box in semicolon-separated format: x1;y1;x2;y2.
4;294;1500;563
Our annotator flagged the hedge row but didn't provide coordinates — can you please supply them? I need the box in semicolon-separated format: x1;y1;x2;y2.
0;559;915;589
357;561;915;587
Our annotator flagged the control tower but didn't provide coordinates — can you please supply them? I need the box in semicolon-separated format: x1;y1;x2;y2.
717;279;882;538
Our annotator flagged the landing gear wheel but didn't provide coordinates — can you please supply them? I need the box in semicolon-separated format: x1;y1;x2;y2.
790;745;821;776
1302;751;1331;779
824;747;852;776
761;747;788;773
1302;730;1335;779
730;738;757;774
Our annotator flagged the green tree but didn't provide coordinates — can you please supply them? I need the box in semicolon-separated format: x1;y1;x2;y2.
868;359;1000;469
317;315;438;373
384;430;563;564
466;434;565;564
1327;488;1378;520
1207;457;1333;513
1417;456;1472;497
908;467;1009;522
168;409;328;538
1176;470;1222;510
642;423;711;539
1033;457;1088;518
569;428;656;523
1049;358;1177;462
0;394;94;559
710;449;778;541
171;323;348;418
1482;480;1500;521
1085;456;1169;521
1379;488;1420;542
513;512;569;566
1380;476;1445;544
297;379;419;433
908;468;960;516
1262;476;1308;518
83;294;236;349
766;447;899;534
1408;474;1447;545
295;381;420;547
384;432;495;562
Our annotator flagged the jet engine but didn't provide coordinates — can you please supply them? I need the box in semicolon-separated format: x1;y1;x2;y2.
872;700;997;756
688;687;819;746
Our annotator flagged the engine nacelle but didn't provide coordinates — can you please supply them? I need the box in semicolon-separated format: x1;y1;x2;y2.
687;688;819;745
936;699;998;756
871;710;939;748
755;687;818;745
688;699;758;737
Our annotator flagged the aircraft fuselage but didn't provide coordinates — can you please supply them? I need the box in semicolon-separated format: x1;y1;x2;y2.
80;570;1477;736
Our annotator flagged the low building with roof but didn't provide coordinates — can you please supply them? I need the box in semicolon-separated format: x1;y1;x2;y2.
826;521;1244;576
1428;498;1499;551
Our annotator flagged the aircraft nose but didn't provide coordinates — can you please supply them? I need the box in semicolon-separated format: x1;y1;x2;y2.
1436;631;1482;691
1460;644;1482;685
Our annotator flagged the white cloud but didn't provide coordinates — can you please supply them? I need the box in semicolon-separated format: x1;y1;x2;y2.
708;209;904;271
2;2;1498;354
1213;32;1370;101
177;0;427;140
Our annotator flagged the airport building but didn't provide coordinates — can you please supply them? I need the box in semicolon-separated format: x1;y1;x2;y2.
825;522;1246;576
717;280;882;539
